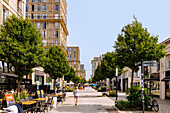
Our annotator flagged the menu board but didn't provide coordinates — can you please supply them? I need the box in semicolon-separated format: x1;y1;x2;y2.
5;94;15;107
41;90;44;94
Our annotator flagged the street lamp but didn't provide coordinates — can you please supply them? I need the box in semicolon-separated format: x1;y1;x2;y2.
116;68;118;100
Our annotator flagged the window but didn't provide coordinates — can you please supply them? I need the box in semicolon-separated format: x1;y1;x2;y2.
43;22;46;29
31;14;34;19
55;0;59;2
74;51;76;54
55;31;58;37
94;62;96;66
31;0;34;2
37;22;40;29
74;62;76;64
55;5;59;11
44;49;46;52
70;55;71;57
32;22;35;25
67;48;69;51
70;58;71;61
74;55;76;58
55;40;58;45
26;14;28;18
74;65;76;68
94;67;96;70
168;56;170;69
3;9;8;23
26;0;29;3
74;48;76;51
37;14;40;19
37;0;41;2
26;5;29;11
43;5;46;11
55;22;58;29
37;5;41;11
43;14;46;19
55;14;58;19
42;31;46;38
42;40;46;46
31;5;34;11
74;58;76;60
70;48;71;51
43;0;46;2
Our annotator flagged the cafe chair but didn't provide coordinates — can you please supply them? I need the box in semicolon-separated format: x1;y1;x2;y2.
34;100;46;113
27;100;39;113
44;97;53;112
28;97;33;101
19;99;28;113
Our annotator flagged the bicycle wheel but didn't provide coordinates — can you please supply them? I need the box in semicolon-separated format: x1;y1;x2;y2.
153;101;159;112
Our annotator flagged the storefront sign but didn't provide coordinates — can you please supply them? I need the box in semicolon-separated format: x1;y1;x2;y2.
5;94;15;107
35;70;44;76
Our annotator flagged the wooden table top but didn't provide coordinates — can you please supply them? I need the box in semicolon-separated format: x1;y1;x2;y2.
50;93;63;97
33;98;48;101
30;94;35;96
22;101;36;105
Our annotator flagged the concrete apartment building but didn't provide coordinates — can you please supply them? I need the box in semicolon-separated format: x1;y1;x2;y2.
0;0;25;25
80;64;86;79
25;0;68;88
26;0;68;55
67;47;80;77
91;55;102;78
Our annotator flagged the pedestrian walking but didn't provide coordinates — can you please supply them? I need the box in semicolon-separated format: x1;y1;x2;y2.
73;87;79;106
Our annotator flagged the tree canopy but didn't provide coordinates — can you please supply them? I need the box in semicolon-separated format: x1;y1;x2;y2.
92;64;103;82
71;75;80;84
43;45;69;94
101;52;122;80
0;15;44;97
114;17;166;87
64;66;76;82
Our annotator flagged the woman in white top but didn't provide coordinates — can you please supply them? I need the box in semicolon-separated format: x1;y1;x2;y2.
73;87;79;106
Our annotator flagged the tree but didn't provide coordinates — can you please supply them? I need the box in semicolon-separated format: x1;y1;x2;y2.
114;17;166;87
65;66;76;82
0;15;44;97
101;52;122;82
79;78;87;84
93;64;103;82
71;76;80;84
43;45;69;95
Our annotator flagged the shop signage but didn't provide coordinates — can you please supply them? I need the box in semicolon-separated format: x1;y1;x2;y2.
5;94;15;107
35;70;44;75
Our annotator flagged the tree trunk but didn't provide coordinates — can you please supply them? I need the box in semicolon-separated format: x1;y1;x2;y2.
131;68;134;88
54;79;56;95
17;80;21;98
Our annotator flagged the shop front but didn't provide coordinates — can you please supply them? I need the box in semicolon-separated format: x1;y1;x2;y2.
33;69;45;90
162;71;170;99
144;73;160;97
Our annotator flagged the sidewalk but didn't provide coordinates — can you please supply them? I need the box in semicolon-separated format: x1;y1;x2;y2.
48;87;118;113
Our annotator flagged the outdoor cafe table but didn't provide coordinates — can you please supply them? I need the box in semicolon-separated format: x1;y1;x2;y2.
33;98;48;101
50;93;63;97
22;101;37;105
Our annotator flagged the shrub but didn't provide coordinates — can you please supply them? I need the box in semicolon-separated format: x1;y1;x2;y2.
101;86;106;91
126;86;151;110
109;90;116;97
115;100;131;110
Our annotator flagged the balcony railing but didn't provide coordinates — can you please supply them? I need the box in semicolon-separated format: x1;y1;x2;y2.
3;0;9;4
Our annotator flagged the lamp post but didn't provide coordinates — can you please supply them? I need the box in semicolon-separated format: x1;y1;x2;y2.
116;68;118;100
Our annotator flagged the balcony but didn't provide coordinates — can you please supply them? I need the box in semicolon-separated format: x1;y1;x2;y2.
17;7;22;15
3;0;9;4
27;16;68;35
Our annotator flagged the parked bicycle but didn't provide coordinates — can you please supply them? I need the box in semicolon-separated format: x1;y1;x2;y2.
150;98;159;112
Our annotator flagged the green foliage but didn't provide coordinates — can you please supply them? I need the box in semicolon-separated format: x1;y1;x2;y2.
114;16;166;87
115;100;131;110
98;86;106;92
109;90;116;97
0;15;44;97
79;78;87;84
126;86;151;110
101;52;123;80
93;64;103;82
65;67;76;82
43;46;69;80
71;75;80;84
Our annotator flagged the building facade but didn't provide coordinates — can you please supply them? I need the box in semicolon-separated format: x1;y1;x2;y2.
91;55;102;78
0;0;25;25
80;64;86;79
67;47;80;77
26;0;68;55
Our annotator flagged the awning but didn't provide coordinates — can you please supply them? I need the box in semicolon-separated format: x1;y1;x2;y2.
145;78;160;81
161;76;170;81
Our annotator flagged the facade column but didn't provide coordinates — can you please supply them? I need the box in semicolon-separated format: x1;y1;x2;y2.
160;57;166;99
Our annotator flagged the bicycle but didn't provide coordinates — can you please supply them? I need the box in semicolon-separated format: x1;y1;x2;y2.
150;98;159;112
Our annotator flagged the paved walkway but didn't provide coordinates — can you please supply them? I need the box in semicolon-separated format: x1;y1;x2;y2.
49;87;118;113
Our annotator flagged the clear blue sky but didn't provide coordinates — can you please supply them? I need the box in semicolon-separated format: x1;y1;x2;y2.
67;0;170;80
